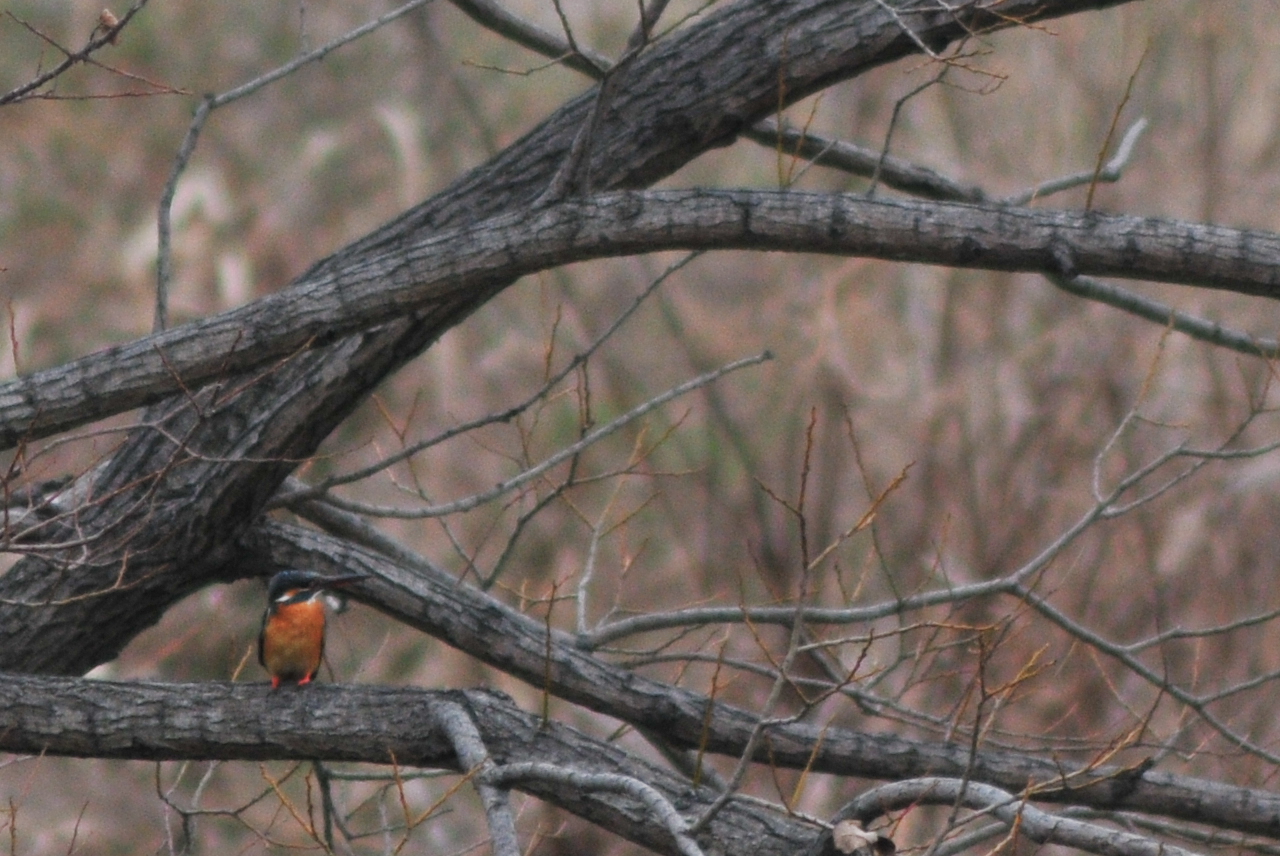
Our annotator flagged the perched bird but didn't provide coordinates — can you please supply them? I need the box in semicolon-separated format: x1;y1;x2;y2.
258;569;368;689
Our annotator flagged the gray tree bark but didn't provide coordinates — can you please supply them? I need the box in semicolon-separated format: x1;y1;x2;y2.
0;189;1276;449
10;2;1242;855
0;0;1136;676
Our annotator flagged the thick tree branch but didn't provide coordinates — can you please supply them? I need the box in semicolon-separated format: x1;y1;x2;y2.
0;0;1144;683
2;189;1277;450
3;2;1261;853
242;519;1280;841
0;676;814;856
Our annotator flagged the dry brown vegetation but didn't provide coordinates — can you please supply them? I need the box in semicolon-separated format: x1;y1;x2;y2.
3;1;1280;854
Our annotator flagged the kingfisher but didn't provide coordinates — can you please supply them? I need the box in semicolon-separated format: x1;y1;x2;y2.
257;569;368;689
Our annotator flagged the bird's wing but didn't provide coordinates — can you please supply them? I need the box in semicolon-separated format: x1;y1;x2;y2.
257;610;268;668
312;614;326;683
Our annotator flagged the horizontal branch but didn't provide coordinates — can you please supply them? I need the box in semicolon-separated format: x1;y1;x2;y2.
0;676;814;856
2;189;1278;449
244;519;1280;841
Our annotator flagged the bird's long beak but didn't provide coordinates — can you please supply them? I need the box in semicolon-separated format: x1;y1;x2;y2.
320;572;369;589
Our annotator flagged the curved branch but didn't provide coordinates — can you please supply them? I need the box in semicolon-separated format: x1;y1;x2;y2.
288;351;770;517
823;778;1197;856
2;188;1278;449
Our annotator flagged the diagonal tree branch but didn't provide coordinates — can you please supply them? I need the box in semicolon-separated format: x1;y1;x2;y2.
242;518;1280;840
0;0;1144;681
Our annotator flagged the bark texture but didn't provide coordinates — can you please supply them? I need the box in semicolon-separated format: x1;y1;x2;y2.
0;676;817;856
0;0;1139;676
0;189;1277;449
246;518;1280;839
7;2;1226;853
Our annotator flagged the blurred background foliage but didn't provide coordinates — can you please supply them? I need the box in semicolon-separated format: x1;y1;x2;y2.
4;0;1280;853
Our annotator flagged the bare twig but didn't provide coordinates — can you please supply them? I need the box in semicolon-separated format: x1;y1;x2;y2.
298;352;772;519
448;0;610;75
0;0;153;107
274;252;699;507
1007;118;1149;206
152;0;434;328
154;96;213;332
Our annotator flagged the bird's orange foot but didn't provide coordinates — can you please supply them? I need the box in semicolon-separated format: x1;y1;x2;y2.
270;676;282;690
297;674;314;686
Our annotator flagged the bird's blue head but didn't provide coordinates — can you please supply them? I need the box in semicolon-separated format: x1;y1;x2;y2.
266;569;368;605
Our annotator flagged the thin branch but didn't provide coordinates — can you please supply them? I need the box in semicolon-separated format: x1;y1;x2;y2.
154;96;212;332
833;778;1198;856
209;0;434;110
152;0;434;328
448;0;610;75
1005;118;1149;206
0;0;152;107
300;352;772;519
430;699;520;856
536;40;644;203
488;763;703;856
748;120;989;201
1049;271;1279;358
275;252;698;508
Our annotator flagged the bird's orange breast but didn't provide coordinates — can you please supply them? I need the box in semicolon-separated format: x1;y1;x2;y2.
261;600;326;685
